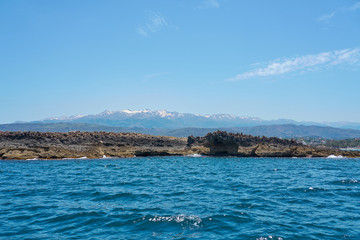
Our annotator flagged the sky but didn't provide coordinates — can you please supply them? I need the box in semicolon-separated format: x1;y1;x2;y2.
1;0;360;124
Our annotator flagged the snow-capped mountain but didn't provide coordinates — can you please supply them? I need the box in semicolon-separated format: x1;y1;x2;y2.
45;115;86;121
39;109;268;129
37;109;360;130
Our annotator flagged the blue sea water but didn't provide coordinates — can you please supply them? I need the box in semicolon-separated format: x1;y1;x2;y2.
0;157;359;240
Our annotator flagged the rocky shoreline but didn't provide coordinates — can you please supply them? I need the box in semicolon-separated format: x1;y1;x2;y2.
1;131;360;160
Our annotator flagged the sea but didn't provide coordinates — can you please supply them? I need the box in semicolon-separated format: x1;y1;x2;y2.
0;156;359;240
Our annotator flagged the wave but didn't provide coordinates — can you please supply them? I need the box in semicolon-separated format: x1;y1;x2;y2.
327;155;345;159
256;237;284;240
2;156;360;239
92;192;150;201
186;154;202;157
61;156;88;160
149;215;202;224
136;214;204;229
290;187;328;193
329;179;359;185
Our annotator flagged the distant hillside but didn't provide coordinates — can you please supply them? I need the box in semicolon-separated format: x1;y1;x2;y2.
324;138;360;149
0;123;127;133
0;123;165;135
227;124;360;140
167;124;360;139
1;122;360;140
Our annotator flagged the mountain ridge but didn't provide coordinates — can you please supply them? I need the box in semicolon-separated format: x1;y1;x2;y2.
31;109;360;130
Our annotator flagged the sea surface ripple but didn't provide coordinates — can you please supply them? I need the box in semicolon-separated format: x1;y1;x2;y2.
0;157;359;239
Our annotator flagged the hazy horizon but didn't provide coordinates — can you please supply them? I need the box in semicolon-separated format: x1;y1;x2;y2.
1;0;360;124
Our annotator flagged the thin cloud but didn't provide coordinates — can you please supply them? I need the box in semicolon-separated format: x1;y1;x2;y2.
226;48;360;82
318;12;336;22
349;1;360;10
136;27;149;37
198;0;220;9
137;12;168;37
318;1;360;22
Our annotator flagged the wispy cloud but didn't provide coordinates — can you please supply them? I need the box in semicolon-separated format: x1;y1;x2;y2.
318;11;336;22
198;0;220;9
226;48;360;81
136;27;149;37
349;1;360;10
137;12;168;37
318;1;360;22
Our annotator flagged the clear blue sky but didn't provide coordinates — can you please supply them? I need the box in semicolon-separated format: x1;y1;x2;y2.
1;0;360;123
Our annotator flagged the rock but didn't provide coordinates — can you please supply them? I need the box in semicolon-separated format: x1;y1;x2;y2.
203;131;239;155
189;131;360;158
1;131;360;159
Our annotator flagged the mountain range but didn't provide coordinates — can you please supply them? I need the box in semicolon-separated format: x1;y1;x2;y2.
1;109;360;140
35;109;360;130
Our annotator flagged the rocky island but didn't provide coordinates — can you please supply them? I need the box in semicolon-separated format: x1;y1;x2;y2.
1;131;360;159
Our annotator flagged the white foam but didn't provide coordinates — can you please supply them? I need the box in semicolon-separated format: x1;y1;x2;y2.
78;156;88;159
327;155;345;159
187;154;202;158
342;179;358;183
26;158;39;160
256;237;283;240
148;214;202;227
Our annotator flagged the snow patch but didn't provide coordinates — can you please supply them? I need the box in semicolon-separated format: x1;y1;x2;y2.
122;109;150;114
45;114;85;121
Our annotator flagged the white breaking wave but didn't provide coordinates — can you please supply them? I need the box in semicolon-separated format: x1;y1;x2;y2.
187;154;202;158
256;237;284;240
147;214;202;227
26;158;39;160
327;155;345;159
62;157;88;160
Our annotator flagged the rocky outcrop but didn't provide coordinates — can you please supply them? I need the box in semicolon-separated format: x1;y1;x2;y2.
187;131;360;158
0;131;191;159
1;131;360;159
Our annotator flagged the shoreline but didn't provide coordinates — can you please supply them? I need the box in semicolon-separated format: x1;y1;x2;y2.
1;131;360;160
4;155;358;161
